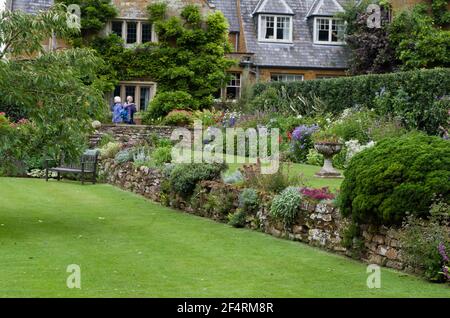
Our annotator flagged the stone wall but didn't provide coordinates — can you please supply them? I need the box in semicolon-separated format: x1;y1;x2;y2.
90;124;182;148
99;159;407;271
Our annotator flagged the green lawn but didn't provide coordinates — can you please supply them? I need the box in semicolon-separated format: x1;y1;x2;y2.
0;178;448;298
226;162;343;190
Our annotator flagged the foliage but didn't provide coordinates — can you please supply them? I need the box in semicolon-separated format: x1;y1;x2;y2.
389;5;450;70
143;91;196;122
330;110;375;143
145;4;234;111
98;133;115;148
431;0;450;26
339;0;398;75
270;187;303;226
0;100;28;122
131;147;151;167
192;109;224;127
339;133;450;225
223;170;244;185
306;149;324;166
311;130;341;143
0;4;72;59
239;188;260;213
0;8;106;169
399;197;450;282
168;163;227;198
56;0;117;38
152;146;173;166
288;124;320;163
99;141;121;159
243;164;300;194
300;187;335;201
344;140;376;164
228;209;247;228
162;110;193;127
252;68;450;135
114;150;132;164
247;86;327;116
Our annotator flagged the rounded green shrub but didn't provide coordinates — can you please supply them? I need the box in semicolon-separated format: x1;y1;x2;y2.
339;132;450;225
143;91;197;122
169;163;227;198
228;209;247;228
162;110;193;126
270;187;302;226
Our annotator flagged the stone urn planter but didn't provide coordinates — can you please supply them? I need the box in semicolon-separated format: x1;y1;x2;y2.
314;142;343;178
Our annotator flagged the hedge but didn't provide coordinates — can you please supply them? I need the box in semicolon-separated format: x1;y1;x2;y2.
252;68;450;135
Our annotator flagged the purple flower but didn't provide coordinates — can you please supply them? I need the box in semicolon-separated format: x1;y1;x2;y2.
443;266;449;280
292;124;319;142
438;242;449;262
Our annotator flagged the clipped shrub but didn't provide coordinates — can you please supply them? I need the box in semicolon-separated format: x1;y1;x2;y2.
270;187;303;226
100;142;122;159
339;132;450;225
114;150;132;164
239;188;259;213
169;163;227;198
162;110;193;126
252;68;450;135
228;209;247;228
143;91;197;122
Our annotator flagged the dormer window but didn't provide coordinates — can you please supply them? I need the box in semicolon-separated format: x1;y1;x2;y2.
258;15;293;43
313;17;345;45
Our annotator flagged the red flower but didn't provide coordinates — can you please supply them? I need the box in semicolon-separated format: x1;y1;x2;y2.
287;131;292;141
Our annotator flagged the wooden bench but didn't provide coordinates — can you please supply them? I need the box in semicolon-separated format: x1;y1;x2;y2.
45;150;100;185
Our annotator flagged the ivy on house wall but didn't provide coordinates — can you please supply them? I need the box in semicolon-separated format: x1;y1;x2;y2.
55;1;234;115
56;0;117;38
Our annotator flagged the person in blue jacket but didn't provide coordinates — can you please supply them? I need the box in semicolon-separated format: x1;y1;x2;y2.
111;96;123;124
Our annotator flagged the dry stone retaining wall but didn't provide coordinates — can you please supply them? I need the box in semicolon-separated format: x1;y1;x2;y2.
99;159;407;271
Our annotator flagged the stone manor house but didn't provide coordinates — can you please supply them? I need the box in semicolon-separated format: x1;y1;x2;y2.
4;0;430;111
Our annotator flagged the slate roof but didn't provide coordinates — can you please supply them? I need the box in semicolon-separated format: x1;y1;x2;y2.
9;0;53;14
216;0;350;69
252;0;294;15
209;0;240;32
306;0;345;17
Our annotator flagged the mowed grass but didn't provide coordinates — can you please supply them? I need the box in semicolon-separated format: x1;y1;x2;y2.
0;178;448;298
226;162;343;190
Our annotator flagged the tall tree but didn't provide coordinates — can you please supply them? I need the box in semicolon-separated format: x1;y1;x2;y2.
0;4;106;173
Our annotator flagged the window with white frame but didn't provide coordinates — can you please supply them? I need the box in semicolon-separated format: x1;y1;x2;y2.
225;73;241;100
314;17;345;44
258;15;292;42
271;74;304;82
110;20;156;45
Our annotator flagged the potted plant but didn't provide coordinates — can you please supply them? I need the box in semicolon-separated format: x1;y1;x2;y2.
312;130;343;178
134;112;143;125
